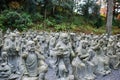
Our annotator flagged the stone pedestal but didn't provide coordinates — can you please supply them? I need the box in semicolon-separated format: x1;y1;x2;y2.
22;76;38;80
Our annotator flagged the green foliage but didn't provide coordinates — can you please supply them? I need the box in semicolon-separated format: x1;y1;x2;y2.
44;18;55;27
55;23;76;31
54;14;64;23
94;17;104;28
72;15;84;26
31;12;43;22
0;10;33;31
113;19;120;28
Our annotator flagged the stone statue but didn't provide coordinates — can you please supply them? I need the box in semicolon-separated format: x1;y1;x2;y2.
22;41;38;77
92;39;111;76
0;62;11;78
73;40;96;80
0;31;120;80
0;50;11;79
53;33;74;78
0;30;3;58
38;35;48;58
114;42;120;69
1;51;8;64
3;33;20;74
72;54;86;80
22;40;48;80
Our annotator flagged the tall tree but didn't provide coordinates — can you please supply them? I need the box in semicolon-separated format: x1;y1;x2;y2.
106;0;114;37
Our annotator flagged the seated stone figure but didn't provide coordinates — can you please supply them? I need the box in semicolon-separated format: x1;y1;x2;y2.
0;63;11;78
22;40;47;80
114;42;120;69
0;51;11;79
53;33;74;78
3;33;20;74
73;40;96;80
0;30;3;57
92;39;111;76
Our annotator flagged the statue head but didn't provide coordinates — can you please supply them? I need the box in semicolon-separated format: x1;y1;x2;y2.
60;33;69;44
81;40;89;49
55;33;60;39
1;51;8;63
10;33;16;41
68;75;74;80
27;41;35;51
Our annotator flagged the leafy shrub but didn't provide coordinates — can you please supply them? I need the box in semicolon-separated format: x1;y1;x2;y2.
31;12;43;22
94;17;104;28
0;10;33;31
54;14;64;23
113;19;120;28
55;23;76;31
44;18;55;27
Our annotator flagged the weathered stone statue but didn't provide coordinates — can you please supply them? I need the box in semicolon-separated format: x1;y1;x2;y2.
0;62;11;78
1;51;8;63
38;35;48;58
92;39;111;76
3;33;20;74
73;40;96;80
22;40;48;80
72;54;86;80
53;33;74;78
0;50;11;79
22;41;38;77
114;41;120;69
0;31;120;80
0;30;3;58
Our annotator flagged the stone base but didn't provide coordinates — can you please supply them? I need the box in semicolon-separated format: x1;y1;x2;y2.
22;76;38;80
0;78;8;80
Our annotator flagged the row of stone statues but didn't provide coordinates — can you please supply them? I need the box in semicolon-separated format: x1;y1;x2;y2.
0;29;120;80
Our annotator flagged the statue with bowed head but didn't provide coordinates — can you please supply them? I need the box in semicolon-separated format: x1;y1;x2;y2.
0;51;11;79
92;39;111;76
3;33;20;74
0;30;3;58
73;39;96;80
22;40;48;80
53;33;74;78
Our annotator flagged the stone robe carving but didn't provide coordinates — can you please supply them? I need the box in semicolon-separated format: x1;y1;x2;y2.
0;63;11;78
22;40;48;79
22;41;38;77
3;33;20;74
92;40;111;76
53;33;74;78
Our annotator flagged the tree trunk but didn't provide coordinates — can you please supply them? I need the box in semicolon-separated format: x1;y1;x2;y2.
106;0;114;37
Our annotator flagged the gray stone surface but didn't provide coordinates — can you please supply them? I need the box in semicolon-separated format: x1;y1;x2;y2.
0;30;119;80
96;69;120;80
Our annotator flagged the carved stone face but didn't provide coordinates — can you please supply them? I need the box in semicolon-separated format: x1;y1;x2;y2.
60;33;69;44
10;33;16;41
27;41;35;51
81;41;89;49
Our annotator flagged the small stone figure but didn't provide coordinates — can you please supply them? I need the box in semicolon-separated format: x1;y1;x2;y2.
0;63;11;78
53;33;74;78
3;33;20;74
114;42;120;69
0;30;3;58
22;41;38;77
22;40;48;80
92;39;111;76
73;40;96;80
1;51;8;64
0;31;120;80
